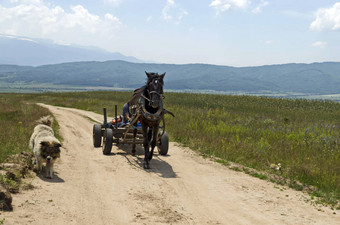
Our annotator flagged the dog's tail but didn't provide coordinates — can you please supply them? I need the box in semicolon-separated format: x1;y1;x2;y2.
36;115;54;127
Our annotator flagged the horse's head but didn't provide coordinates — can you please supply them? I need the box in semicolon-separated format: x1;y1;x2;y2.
145;71;165;108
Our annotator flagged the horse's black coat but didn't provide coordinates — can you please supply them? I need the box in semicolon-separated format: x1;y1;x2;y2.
129;71;166;169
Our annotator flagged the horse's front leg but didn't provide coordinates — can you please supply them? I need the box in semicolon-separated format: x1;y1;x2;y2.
142;124;150;169
148;125;159;160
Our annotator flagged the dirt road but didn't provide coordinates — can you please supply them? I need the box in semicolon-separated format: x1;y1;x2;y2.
1;104;339;224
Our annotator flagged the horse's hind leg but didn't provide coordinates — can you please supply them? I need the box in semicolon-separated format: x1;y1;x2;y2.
143;141;150;169
132;128;137;156
142;124;150;169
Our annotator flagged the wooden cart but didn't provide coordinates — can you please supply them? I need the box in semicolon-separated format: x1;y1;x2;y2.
92;106;169;156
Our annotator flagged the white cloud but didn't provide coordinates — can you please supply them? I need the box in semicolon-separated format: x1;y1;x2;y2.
312;41;327;48
263;40;274;44
162;0;188;24
310;2;340;31
9;0;43;4
209;0;250;15
0;33;38;43
252;0;269;14
103;0;121;6
0;1;122;45
105;13;122;27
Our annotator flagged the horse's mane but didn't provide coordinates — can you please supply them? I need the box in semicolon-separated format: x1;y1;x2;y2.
129;74;156;106
129;85;146;106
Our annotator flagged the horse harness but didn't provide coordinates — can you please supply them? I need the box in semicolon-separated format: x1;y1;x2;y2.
123;94;164;142
129;93;164;123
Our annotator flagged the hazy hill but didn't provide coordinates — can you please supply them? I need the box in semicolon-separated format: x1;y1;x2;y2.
0;34;143;66
1;60;339;95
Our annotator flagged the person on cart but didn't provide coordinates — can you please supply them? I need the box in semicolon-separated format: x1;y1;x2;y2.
122;102;142;128
107;102;132;128
121;102;131;125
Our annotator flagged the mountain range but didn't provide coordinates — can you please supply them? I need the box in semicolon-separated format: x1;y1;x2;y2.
0;34;143;66
0;34;339;96
1;60;340;95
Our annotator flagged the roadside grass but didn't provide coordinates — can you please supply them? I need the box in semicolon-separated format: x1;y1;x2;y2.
0;92;127;164
0;91;339;207
165;93;340;206
0;94;61;196
0;94;53;163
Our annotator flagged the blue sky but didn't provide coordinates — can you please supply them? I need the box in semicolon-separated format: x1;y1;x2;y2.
0;0;339;66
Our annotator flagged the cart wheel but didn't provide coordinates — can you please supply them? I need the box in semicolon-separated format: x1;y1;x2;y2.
102;128;113;155
158;131;169;156
93;124;102;147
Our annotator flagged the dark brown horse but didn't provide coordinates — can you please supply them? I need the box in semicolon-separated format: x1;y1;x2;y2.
129;72;167;169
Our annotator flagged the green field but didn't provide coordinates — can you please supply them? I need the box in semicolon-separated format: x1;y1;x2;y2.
0;91;339;206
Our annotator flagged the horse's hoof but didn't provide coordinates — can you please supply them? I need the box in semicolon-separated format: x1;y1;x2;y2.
143;163;150;169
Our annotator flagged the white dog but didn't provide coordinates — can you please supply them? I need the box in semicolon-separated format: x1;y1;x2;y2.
29;116;61;179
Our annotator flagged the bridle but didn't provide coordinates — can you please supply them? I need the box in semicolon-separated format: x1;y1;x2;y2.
137;78;165;121
141;91;164;102
141;79;164;105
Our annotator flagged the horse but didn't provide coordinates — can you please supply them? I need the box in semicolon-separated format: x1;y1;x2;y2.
128;71;172;169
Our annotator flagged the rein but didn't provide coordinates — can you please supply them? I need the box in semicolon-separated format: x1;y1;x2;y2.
141;93;151;102
139;97;163;122
141;90;164;102
123;92;163;142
